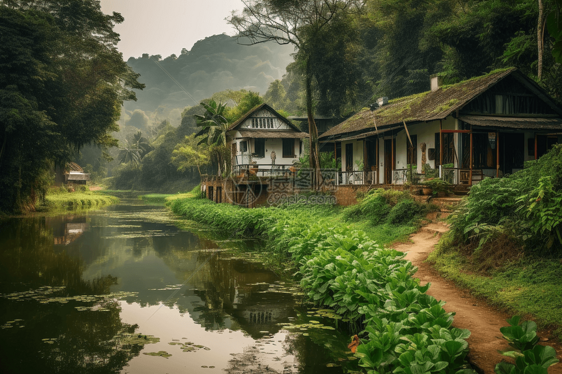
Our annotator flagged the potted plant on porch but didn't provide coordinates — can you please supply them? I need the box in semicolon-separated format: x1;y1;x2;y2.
423;178;452;197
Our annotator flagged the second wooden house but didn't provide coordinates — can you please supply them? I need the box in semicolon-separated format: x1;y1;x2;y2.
319;68;562;188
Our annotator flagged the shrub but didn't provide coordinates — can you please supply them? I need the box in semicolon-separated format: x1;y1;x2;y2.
449;145;562;254
387;199;423;225
343;193;391;225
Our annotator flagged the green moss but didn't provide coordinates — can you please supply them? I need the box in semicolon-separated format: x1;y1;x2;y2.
427;99;460;114
439;67;515;90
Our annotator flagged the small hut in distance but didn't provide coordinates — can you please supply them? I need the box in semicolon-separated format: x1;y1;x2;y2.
54;162;90;186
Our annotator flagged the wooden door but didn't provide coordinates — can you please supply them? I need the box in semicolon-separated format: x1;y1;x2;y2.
435;133;454;167
501;133;524;174
384;139;395;184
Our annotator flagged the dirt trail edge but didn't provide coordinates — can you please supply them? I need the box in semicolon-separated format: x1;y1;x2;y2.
392;222;562;374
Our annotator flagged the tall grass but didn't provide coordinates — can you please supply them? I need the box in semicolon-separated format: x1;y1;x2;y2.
43;188;119;211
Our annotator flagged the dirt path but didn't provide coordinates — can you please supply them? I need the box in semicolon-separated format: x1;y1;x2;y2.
393;222;562;374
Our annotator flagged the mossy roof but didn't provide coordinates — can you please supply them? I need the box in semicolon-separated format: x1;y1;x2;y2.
321;68;519;138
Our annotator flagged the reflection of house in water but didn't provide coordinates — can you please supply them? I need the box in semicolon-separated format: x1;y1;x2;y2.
188;254;297;338
49;217;88;246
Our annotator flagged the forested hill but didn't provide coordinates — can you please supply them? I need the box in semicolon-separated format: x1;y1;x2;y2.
122;34;293;126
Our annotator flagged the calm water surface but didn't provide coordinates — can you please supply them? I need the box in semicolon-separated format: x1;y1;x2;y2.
0;198;355;374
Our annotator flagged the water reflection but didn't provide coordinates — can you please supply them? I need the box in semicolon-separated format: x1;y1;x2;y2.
0;199;351;374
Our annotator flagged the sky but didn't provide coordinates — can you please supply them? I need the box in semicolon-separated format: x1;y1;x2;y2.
100;0;245;60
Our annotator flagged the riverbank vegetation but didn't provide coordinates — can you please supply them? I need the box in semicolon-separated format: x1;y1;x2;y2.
429;145;562;338
40;186;119;212
0;1;143;213
169;193;482;373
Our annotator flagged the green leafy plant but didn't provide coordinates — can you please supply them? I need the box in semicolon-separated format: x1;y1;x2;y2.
169;195;475;374
495;316;559;374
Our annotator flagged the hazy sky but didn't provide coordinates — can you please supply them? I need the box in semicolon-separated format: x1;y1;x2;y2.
100;0;245;60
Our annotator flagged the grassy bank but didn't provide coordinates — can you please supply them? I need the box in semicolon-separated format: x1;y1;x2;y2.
169;192;479;373
41;186;119;211
139;191;196;205
428;234;562;339
428;146;562;339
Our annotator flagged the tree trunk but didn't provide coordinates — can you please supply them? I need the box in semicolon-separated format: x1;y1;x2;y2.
305;58;321;190
538;0;545;80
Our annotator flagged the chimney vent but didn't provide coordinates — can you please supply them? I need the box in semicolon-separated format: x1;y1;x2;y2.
431;76;442;92
377;97;388;107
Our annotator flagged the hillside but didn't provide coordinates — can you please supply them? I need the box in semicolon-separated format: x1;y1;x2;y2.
121;34;293;128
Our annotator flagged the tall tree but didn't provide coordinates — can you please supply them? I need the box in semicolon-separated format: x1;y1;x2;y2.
171;134;211;177
228;0;364;185
0;1;143;211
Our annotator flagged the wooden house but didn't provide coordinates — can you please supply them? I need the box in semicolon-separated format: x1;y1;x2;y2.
227;103;309;177
319;68;562;187
54;162;91;186
203;104;309;206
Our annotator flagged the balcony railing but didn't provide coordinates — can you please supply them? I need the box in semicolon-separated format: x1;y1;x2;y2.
233;164;296;178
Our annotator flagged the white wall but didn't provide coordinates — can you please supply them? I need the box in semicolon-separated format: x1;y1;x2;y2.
341;140;364;171
228;134;302;168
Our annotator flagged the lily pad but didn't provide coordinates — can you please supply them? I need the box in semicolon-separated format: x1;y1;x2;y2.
143;351;172;359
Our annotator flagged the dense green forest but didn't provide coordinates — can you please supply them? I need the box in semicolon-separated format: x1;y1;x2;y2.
0;0;143;212
2;0;562;211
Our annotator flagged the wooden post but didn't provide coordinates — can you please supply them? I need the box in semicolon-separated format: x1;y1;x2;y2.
439;120;443;167
496;132;500;178
535;134;538;160
391;132;395;184
469;126;473;186
334;142;337;160
376;137;379;184
363;139;367;170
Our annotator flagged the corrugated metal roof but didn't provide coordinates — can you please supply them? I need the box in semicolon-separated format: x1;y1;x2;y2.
459;116;562;130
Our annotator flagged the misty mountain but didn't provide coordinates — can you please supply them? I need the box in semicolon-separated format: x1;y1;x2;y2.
122;34;293;128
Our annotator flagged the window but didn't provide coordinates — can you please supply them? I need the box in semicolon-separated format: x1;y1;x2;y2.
407;135;417;165
240;141;247;153
282;139;295;158
254;139;265;158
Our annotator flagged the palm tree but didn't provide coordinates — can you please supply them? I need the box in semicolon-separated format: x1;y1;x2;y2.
118;140;141;166
194;100;230;175
194;100;229;146
130;131;152;157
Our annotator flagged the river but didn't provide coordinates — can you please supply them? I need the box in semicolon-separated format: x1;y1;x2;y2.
0;196;358;374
